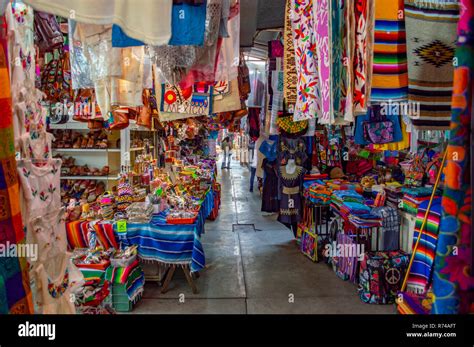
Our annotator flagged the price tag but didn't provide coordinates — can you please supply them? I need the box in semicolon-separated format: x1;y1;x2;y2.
117;220;127;232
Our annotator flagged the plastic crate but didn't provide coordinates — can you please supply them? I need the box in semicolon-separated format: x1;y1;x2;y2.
111;285;133;312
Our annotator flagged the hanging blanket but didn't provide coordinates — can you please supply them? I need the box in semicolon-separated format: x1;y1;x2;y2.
371;0;408;103
404;0;460;129
289;0;320;121
160;83;214;116
283;0;298;108
431;0;474;314
406;198;442;294
0;40;33;314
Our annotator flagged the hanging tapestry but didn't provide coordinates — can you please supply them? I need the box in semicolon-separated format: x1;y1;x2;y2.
371;0;408;104
404;0;460;129
0;39;33;314
431;0;473;314
332;0;352;125
352;0;374;114
313;0;332;124
283;0;298;109
289;0;320;121
161;82;214;116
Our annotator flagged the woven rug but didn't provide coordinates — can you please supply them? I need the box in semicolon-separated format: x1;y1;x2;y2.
371;0;408;103
283;0;297;109
431;0;473;314
404;0;460;129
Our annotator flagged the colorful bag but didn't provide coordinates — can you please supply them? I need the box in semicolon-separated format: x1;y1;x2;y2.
331;232;359;283
41;50;72;103
404;156;425;187
363;107;394;144
34;11;64;53
299;206;317;262
358;251;409;304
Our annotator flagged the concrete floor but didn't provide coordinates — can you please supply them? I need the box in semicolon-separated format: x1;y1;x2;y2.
132;157;396;314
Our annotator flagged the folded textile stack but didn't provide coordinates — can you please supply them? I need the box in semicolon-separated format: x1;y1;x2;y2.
326;180;363;194
126;202;154;223
331;189;382;228
331;190;365;206
99;192;116;219
305;182;333;205
384;183;403;208
401;187;440;216
105;259;145;312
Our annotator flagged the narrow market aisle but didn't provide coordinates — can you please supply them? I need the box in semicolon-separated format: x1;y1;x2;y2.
134;157;396;314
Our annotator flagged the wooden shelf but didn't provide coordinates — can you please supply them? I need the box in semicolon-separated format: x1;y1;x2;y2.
60;174;120;180
53;148;121;153
129;146;154;152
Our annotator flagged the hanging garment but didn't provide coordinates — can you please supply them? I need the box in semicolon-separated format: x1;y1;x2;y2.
261;159;279;213
406;198;442;294
34;253;84;314
289;0;320;121
0;39;33;314
371;0;408;103
279;137;308;167
214;7;240;82
24;0;173;45
248;107;260;142
352;0;375;114
277;164;306;225
5;2;46;146
404;0;460;129
30;208;67;264
68;20;94;89
283;0;298;108
431;0;473;314
371;207;400;251
18;131;55;161
16;158;62;223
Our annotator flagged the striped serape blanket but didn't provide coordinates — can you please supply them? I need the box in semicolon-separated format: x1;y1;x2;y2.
66;221;118;250
105;260;144;302
405;198;442;294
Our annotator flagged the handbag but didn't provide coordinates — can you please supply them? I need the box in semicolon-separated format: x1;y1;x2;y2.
277;101;308;138
237;53;251;99
404;155;425;187
41;50;72;103
136;90;152;129
109;108;130;130
34;11;64;54
362;107;394;144
299;206;318;262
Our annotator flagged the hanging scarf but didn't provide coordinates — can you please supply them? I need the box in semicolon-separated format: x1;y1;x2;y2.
404;0;460;129
431;0;473;314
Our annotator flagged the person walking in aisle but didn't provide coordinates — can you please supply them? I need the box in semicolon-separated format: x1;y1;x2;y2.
221;136;231;169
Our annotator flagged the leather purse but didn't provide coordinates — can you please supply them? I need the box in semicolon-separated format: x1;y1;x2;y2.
109;108;130;130
34;11;64;53
136;90;152;129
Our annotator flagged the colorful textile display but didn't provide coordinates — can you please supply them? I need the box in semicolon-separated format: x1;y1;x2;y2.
283;0;298;108
431;0;473;314
371;0;408;103
406;198;442;294
0;38;33;314
404;0;460;129
289;0;320;121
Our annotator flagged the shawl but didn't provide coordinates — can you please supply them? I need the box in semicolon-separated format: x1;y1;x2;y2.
404;0;460;129
371;0;408;103
0;40;33;314
431;0;473;314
